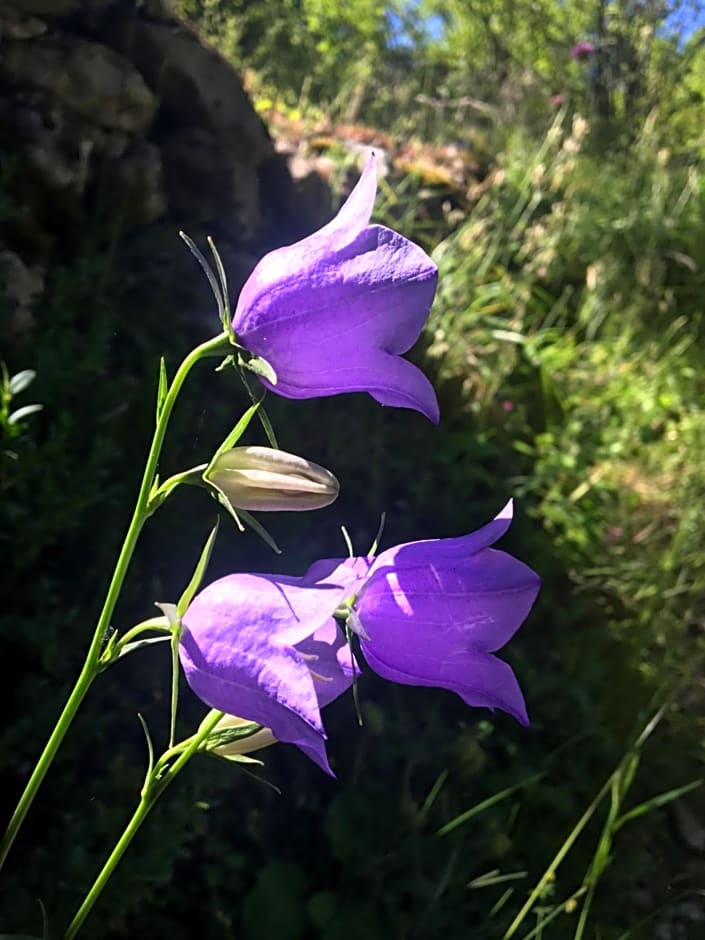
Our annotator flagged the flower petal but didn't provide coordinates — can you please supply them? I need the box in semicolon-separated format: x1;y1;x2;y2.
358;548;540;654
180;572;355;774
297;618;359;709
231;155;438;421
368;501;515;576
361;642;529;726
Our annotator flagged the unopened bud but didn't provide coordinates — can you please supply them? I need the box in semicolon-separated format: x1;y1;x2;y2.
207;714;277;756
205;446;339;512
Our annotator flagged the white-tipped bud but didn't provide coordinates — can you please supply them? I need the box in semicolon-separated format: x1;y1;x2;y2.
207;714;277;757
205;446;339;512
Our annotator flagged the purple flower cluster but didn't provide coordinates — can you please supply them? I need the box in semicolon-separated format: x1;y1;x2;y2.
180;502;539;773
179;156;541;772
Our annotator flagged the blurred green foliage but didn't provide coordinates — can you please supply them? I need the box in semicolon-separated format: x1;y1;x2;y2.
3;1;705;938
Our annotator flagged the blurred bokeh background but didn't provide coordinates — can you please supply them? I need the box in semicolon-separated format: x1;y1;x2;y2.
2;1;705;936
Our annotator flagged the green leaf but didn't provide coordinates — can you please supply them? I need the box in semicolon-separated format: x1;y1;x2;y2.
437;773;542;836
177;520;220;617
614;778;703;831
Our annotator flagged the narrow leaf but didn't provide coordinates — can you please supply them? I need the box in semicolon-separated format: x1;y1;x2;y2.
177;520;220;617
614;779;703;831
438;773;542;836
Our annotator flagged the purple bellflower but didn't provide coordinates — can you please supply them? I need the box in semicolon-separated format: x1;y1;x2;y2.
350;500;540;726
179;559;360;774
570;41;596;61
232;155;440;423
180;502;539;772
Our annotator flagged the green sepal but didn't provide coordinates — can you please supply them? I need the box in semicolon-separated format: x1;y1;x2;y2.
236;507;282;554
113;635;171;660
147;464;207;514
203;402;261;478
237;350;277;386
202;723;262;749
155;602;180;630
215;354;236;373
206;236;236;342
177;520;219;617
156;356;168;424
208;483;283;551
209;752;264;766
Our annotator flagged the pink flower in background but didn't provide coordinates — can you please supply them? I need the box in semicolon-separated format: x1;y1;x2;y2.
571;41;595;62
550;94;566;107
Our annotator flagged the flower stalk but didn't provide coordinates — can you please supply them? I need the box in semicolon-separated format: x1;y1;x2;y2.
0;330;230;872
64;710;225;939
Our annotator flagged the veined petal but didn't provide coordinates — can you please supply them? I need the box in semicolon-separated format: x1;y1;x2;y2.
231;154;439;422
361;642;529;726
181;636;334;772
234;227;437;362
368;501;515;576
297;618;359;708
180;571;357;774
358;548;540;653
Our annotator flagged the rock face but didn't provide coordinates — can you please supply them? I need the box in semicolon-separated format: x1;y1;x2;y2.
0;0;306;333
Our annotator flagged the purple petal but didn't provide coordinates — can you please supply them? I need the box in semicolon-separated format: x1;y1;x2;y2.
320;153;378;243
231;156;439;422
358;547;540;654
297;618;359;709
180;571;355;774
361;642;529;726
369;500;515;576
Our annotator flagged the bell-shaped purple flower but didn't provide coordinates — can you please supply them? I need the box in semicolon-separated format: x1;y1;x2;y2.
232;155;440;423
352;501;540;725
179;558;361;774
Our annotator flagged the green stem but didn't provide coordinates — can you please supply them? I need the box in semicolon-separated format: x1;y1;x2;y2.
64;711;224;939
0;332;229;873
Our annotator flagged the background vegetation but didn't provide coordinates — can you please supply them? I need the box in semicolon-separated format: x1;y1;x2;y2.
3;0;705;937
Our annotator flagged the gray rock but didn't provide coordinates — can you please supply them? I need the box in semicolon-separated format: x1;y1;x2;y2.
0;2;48;38
0;34;158;133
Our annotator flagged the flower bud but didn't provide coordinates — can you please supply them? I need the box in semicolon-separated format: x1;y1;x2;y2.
205;446;339;512
208;714;277;757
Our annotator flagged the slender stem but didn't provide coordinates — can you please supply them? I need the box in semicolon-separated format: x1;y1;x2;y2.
0;332;229;872
64;711;224;939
